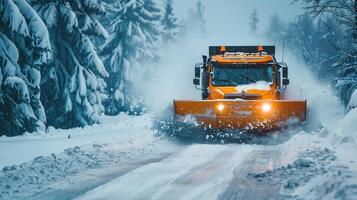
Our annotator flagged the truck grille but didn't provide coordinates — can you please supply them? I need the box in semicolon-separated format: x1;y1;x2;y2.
224;93;262;100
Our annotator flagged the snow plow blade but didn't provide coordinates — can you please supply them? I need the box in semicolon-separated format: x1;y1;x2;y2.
174;100;307;131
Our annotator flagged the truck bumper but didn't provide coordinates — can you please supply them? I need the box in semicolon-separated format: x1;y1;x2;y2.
173;100;307;131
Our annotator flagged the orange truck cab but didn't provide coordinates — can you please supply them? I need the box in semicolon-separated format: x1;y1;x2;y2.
174;46;307;131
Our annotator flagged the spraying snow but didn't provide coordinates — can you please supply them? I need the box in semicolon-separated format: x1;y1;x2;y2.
282;51;345;132
134;34;207;114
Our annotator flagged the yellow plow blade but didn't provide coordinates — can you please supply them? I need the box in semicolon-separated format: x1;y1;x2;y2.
174;100;307;130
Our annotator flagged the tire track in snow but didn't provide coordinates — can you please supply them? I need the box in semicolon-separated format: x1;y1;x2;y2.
27;153;174;200
218;150;283;200
151;147;239;200
77;144;239;200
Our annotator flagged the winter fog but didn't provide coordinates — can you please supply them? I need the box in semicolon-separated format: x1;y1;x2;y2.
139;0;306;114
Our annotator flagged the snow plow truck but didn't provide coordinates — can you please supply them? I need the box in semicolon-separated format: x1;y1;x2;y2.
174;46;307;132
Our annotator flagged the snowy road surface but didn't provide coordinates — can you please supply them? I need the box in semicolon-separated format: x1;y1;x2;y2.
1;113;357;200
75;129;316;200
76;146;291;200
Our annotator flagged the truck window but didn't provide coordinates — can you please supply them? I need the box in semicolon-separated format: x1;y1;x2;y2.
212;64;273;86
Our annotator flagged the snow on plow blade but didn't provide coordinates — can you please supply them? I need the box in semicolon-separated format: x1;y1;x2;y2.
174;100;307;130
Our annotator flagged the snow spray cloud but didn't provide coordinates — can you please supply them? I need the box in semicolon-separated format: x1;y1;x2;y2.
132;33;206;114
134;0;346;133
279;50;345;132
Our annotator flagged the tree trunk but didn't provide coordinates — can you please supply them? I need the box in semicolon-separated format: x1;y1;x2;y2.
355;0;357;39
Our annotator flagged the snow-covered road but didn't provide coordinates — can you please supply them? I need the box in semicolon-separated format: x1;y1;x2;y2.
77;144;255;200
75;129;316;200
1;110;356;200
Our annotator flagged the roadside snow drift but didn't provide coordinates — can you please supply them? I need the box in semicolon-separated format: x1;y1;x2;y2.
0;114;180;200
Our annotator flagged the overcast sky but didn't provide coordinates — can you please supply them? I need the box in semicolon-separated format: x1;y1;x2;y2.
173;0;302;20
167;0;304;45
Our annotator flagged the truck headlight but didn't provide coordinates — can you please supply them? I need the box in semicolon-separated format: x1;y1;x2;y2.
262;103;272;113
217;104;225;112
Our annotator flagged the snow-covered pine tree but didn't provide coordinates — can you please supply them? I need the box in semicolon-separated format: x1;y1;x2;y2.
101;0;162;115
354;0;357;40
161;0;178;43
30;0;109;128
285;15;320;66
283;15;344;77
294;0;357;106
249;8;259;33
0;0;51;136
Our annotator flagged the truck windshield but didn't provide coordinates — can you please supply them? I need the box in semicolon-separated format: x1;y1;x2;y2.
212;64;273;86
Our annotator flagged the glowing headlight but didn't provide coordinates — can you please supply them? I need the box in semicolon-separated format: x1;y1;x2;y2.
262;103;272;113
217;104;225;112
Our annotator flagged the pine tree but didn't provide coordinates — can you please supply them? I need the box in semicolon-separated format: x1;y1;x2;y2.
294;0;356;56
266;13;286;42
0;0;51;136
30;0;109;128
186;0;206;34
285;15;319;66
101;0;162;115
161;0;179;43
195;0;205;33
249;8;259;33
353;0;357;54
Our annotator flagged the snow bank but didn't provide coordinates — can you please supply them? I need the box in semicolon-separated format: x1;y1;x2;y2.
0;114;154;168
0;138;177;200
269;106;357;200
0;114;180;199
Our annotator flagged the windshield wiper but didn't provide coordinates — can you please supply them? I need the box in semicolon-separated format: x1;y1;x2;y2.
212;79;238;86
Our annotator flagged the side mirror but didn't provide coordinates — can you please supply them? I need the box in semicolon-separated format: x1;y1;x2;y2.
193;78;200;85
283;78;290;86
282;67;288;79
195;66;200;78
202;55;207;64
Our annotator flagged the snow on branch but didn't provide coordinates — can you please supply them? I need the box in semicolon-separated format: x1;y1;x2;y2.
13;0;51;51
0;0;29;37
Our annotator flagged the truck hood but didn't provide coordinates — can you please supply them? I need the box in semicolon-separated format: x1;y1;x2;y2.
235;81;271;91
